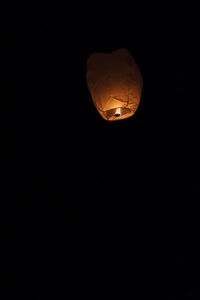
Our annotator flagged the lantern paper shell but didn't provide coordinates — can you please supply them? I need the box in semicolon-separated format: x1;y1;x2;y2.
86;48;143;121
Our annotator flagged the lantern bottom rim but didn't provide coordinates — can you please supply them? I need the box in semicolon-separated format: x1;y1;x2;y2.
101;107;135;121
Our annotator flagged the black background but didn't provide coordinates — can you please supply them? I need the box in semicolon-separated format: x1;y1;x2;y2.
1;4;199;299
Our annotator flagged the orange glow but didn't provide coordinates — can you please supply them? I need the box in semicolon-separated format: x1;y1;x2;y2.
86;48;143;121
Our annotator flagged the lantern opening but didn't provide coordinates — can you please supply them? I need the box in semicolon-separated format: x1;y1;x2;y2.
102;107;133;121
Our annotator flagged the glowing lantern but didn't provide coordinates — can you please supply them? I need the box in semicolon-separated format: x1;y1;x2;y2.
86;48;143;121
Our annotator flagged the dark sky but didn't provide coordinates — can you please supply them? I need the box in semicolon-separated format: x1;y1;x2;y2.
1;5;199;299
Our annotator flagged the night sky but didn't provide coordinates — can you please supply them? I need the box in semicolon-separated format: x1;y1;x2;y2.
1;4;199;299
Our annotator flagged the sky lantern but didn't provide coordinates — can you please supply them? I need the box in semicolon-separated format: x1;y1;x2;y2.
86;48;143;121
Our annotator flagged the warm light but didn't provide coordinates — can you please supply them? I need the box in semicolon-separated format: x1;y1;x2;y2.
86;48;143;121
115;107;121;117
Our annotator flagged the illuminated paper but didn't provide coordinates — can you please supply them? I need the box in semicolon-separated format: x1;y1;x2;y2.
86;48;143;121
